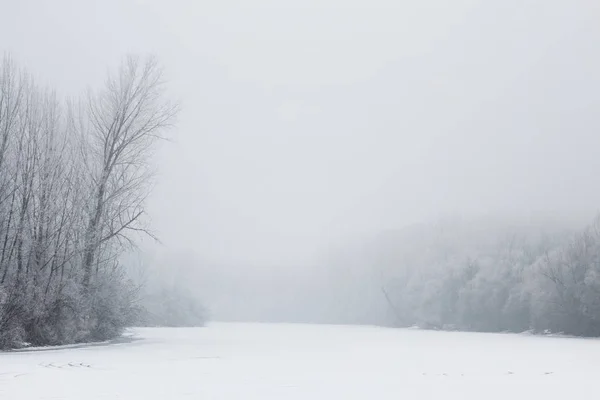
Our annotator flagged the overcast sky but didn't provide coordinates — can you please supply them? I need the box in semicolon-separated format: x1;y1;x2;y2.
2;0;600;267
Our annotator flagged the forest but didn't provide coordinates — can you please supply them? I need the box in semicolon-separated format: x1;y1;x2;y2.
0;54;179;348
329;216;600;337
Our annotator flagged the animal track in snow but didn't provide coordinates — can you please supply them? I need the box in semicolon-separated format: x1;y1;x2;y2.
38;362;92;369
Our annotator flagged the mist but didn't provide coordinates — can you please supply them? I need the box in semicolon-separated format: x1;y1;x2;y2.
3;0;600;326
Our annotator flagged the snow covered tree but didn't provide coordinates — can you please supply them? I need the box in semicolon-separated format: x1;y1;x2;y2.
0;54;179;349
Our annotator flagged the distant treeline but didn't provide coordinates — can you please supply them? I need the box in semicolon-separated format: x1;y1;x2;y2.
368;217;600;336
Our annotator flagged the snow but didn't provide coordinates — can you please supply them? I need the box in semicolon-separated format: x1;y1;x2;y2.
1;322;599;399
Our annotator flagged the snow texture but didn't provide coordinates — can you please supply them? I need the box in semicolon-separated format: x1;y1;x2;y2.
0;322;598;399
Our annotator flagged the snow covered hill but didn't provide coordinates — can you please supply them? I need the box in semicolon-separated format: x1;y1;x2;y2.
1;322;598;399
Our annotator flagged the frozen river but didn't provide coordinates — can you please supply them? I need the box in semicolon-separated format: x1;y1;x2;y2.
1;322;598;399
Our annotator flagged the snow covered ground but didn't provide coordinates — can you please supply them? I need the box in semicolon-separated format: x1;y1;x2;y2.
1;322;599;399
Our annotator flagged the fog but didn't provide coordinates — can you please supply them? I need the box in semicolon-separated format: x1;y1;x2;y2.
3;0;600;324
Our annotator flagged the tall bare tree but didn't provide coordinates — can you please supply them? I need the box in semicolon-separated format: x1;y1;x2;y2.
80;55;178;288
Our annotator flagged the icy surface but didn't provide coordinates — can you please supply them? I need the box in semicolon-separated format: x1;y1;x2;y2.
1;322;598;399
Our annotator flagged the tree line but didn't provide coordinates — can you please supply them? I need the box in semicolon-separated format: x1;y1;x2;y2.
376;216;600;336
0;55;177;348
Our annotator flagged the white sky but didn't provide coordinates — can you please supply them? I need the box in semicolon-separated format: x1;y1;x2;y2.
2;0;600;267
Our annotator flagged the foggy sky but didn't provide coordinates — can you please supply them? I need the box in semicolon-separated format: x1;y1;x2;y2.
2;0;600;267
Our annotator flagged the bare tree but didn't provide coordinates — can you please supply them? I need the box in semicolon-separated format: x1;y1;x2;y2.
79;55;178;288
